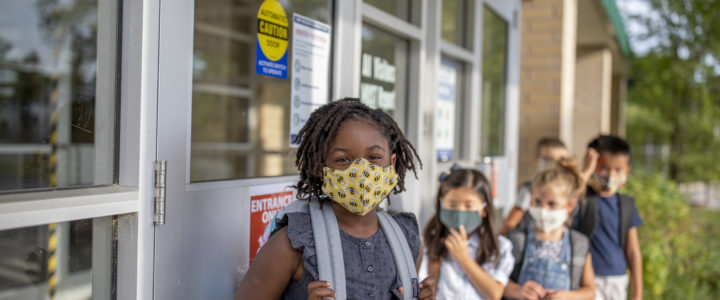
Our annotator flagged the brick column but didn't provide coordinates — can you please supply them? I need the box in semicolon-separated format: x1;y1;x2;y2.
518;0;577;182
572;47;612;157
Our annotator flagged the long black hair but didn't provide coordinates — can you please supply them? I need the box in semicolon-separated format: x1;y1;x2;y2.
293;98;422;200
423;169;500;265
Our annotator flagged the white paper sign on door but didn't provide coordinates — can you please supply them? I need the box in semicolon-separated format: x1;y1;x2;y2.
290;14;331;146
436;59;457;161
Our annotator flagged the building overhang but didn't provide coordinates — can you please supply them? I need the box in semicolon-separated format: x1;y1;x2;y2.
576;0;632;75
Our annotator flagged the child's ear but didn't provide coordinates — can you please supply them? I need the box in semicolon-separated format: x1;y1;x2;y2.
568;198;579;211
391;153;396;166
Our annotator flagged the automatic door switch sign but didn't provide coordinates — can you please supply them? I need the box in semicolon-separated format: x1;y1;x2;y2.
256;0;289;78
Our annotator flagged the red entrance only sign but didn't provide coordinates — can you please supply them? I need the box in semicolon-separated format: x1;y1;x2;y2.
249;187;294;263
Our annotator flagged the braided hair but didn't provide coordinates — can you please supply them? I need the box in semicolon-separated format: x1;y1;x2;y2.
293;97;422;200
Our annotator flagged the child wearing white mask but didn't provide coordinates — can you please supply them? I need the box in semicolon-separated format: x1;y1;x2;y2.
503;158;596;300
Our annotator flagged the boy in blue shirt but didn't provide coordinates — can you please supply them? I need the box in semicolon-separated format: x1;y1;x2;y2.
573;135;643;300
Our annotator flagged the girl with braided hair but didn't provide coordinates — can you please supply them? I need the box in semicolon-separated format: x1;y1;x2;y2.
237;98;436;299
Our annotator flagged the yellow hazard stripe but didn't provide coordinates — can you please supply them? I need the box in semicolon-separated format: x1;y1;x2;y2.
49;275;57;288
48;234;57;251
48;255;57;273
48;223;57;300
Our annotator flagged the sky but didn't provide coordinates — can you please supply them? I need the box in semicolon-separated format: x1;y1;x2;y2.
616;0;658;56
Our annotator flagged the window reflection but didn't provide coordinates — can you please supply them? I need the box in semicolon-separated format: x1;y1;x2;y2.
480;7;508;156
441;0;472;49
364;0;412;23
190;0;333;181
0;219;97;299
360;24;408;128
0;0;115;192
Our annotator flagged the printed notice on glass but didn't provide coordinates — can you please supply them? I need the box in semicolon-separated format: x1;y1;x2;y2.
255;0;289;78
289;14;331;146
436;59;457;161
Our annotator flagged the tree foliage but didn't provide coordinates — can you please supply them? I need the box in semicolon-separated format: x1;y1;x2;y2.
625;0;720;182
623;171;720;299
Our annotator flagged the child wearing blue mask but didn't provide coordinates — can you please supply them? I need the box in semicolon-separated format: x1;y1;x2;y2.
420;168;514;300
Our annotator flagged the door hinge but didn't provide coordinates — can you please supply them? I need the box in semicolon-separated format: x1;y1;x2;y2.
153;160;167;225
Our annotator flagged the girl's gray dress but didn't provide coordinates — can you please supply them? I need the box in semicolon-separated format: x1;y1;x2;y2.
280;211;420;299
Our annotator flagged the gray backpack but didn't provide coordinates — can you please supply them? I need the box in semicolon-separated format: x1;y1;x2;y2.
271;198;419;300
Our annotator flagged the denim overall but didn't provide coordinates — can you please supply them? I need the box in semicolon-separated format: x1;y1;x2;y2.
517;225;572;290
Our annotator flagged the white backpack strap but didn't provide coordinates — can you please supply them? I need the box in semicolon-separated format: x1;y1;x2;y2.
377;211;418;300
309;199;347;300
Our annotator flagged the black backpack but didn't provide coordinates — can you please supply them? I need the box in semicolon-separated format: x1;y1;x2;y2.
574;188;637;249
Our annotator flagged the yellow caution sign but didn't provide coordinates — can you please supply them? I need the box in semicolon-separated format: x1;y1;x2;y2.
255;0;289;78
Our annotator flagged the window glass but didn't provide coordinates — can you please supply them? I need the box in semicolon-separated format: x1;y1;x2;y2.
441;0;472;49
0;0;117;192
360;24;408;128
480;7;508;156
0;216;124;299
191;0;333;181
364;0;411;23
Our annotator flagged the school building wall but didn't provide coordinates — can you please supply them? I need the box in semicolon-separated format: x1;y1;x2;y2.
517;0;630;183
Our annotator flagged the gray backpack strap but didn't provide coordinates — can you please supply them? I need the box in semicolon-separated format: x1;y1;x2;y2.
309;199;347;300
283;199;309;214
269;199;308;238
618;194;635;249
377;210;418;300
569;229;590;290
507;228;526;283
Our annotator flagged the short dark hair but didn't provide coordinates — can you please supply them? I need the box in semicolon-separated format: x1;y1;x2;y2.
536;137;566;157
293;98;422;200
587;135;631;156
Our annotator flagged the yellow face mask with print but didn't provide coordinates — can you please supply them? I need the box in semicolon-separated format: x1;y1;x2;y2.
321;159;399;216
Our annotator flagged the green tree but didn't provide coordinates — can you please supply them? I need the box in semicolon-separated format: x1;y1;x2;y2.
626;0;720;182
624;171;720;299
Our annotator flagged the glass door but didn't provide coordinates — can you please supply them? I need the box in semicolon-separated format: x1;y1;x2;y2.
153;0;334;298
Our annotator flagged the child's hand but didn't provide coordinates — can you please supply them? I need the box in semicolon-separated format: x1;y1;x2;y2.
521;280;546;300
307;280;335;300
581;148;599;181
544;289;570;300
398;277;436;300
419;276;436;300
444;225;471;262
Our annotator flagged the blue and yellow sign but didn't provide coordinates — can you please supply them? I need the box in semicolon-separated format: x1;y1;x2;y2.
256;0;288;78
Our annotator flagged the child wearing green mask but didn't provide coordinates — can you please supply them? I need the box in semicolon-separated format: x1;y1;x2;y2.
572;135;643;300
236;98;435;300
420;168;514;300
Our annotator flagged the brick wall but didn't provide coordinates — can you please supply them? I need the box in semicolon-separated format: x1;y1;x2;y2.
518;0;575;182
572;47;612;157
